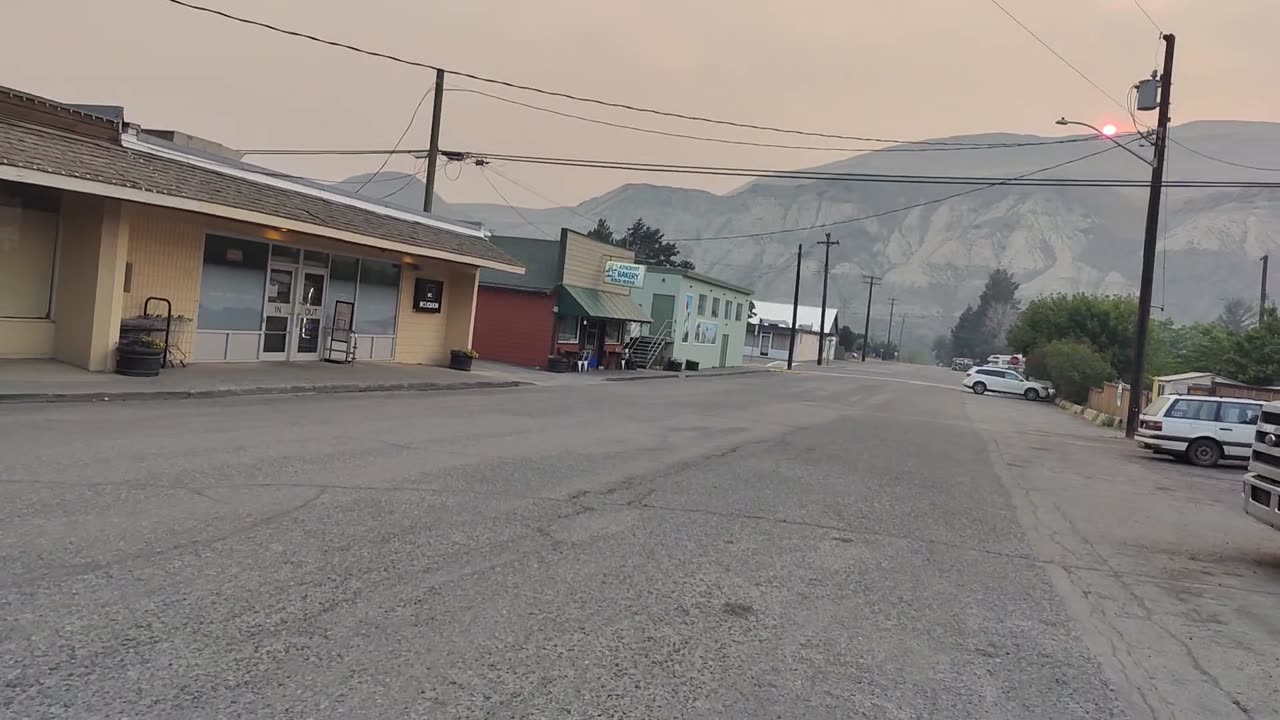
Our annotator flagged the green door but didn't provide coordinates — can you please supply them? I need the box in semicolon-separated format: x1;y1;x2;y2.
650;294;676;337
719;333;730;367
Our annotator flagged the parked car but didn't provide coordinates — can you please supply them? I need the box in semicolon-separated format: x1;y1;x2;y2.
983;354;1025;369
963;366;1054;401
1136;394;1263;467
950;357;974;371
1243;400;1280;531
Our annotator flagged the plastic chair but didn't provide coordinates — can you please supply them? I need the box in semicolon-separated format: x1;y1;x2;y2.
576;348;593;373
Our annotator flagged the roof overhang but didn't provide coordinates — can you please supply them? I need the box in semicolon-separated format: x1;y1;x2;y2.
0;164;525;274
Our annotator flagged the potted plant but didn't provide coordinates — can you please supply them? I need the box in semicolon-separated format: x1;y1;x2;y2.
116;336;166;377
450;348;479;371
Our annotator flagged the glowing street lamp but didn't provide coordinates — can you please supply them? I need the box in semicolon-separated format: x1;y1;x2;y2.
1055;118;1153;167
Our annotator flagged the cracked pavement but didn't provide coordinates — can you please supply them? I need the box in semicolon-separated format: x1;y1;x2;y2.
2;364;1278;719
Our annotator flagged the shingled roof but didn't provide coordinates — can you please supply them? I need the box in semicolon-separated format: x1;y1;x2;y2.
0;94;520;272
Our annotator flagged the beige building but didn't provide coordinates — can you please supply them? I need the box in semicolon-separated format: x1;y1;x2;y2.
0;86;521;372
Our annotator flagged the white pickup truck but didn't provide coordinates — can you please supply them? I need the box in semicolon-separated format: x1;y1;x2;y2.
1243;400;1280;531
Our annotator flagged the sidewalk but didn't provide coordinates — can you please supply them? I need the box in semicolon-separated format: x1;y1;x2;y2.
0;359;528;404
0;359;773;404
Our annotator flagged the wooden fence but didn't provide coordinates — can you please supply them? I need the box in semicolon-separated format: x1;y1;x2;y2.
1086;381;1150;417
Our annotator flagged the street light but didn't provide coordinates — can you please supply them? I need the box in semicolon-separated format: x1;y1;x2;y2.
1055;118;1154;167
1054;32;1174;439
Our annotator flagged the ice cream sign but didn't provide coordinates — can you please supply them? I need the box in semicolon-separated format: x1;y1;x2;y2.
603;261;646;288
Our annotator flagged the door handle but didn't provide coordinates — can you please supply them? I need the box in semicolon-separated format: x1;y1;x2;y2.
1219;428;1233;431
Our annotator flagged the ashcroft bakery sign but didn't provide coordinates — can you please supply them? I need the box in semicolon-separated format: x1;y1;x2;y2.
603;261;645;288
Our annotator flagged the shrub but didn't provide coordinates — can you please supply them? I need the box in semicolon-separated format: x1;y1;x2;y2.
1037;340;1113;404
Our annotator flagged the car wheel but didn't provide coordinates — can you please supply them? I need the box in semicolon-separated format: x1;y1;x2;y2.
1185;438;1223;467
972;381;987;395
1023;387;1039;401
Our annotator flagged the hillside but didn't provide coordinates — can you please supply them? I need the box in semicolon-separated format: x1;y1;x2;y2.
344;121;1280;343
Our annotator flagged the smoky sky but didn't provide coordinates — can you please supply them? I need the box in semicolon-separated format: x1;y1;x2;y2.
6;0;1276;207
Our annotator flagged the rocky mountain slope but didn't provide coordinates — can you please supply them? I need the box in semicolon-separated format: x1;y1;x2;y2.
348;120;1280;342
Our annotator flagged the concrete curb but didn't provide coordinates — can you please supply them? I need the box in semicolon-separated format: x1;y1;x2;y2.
602;368;772;383
0;380;530;405
1055;399;1124;429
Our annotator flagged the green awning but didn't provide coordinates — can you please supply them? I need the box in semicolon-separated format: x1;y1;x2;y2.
559;285;652;323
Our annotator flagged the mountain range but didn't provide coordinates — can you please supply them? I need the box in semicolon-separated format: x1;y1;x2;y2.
342;121;1280;346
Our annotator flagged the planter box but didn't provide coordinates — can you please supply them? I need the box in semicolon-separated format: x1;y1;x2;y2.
449;352;474;372
116;346;163;377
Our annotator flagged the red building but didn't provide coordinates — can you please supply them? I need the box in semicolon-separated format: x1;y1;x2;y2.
474;229;650;370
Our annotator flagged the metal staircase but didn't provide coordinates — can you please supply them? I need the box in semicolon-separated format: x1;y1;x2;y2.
624;320;671;369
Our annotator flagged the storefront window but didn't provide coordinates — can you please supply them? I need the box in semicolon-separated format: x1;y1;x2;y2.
302;249;330;268
355;259;400;335
735;302;743;321
604;320;622;344
271;244;300;263
0;182;59;319
557;315;580;343
198;234;269;330
326;255;359;328
711;297;720;318
697;294;707;315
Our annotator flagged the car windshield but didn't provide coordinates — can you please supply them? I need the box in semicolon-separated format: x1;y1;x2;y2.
1143;396;1171;416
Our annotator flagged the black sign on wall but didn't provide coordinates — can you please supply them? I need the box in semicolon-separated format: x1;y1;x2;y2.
413;277;444;313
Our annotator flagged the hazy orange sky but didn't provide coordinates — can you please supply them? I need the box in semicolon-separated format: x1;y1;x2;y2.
5;0;1277;207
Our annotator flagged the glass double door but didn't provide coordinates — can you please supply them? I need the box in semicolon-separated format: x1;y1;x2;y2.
262;264;327;361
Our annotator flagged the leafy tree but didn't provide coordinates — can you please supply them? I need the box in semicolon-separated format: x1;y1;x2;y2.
1007;294;1139;379
615;218;695;270
837;325;857;352
949;269;1021;359
1216;297;1255;333
586;218;615;243
1033;340;1114;404
1221;306;1280;385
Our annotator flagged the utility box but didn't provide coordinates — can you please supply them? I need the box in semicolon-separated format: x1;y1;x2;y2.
1136;77;1159;111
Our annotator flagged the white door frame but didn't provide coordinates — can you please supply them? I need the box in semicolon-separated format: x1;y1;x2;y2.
291;267;328;361
261;263;297;361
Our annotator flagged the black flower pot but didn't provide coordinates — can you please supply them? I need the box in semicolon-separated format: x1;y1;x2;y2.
116;344;164;377
449;352;474;371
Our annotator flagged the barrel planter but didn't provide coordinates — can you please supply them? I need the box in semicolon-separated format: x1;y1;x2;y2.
116;343;164;377
449;350;475;372
546;355;570;373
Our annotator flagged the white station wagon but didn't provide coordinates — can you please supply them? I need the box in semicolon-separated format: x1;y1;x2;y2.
1136;394;1263;467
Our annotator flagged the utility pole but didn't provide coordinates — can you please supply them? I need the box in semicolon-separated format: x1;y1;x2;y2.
422;68;446;213
1261;254;1270;326
787;244;802;371
816;233;839;366
898;314;908;360
884;298;898;355
1126;33;1175;439
860;275;881;363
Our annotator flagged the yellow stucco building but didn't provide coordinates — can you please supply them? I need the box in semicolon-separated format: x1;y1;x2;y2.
0;86;522;373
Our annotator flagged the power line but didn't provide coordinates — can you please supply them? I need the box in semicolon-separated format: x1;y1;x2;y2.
1167;137;1280;172
482;164;598;224
985;0;1128;112
370;159;424;200
159;0;1115;150
352;82;435;193
1130;0;1163;32
479;167;557;240
664;143;1131;241
443;85;1104;154
457;150;1280;188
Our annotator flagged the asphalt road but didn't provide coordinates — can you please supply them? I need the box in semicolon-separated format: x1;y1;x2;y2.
2;363;1278;719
